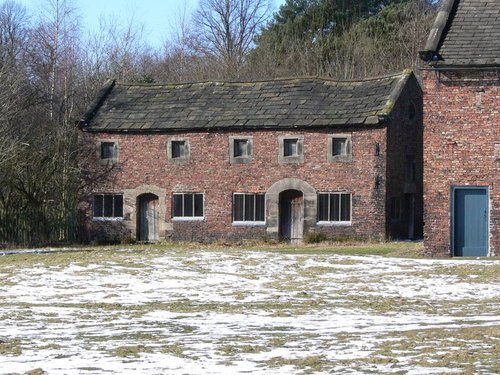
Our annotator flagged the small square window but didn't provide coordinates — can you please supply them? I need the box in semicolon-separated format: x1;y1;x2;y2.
168;139;190;164
279;136;304;164
97;140;118;164
284;139;299;156
328;134;352;162
229;136;253;164
332;138;348;156
172;141;187;159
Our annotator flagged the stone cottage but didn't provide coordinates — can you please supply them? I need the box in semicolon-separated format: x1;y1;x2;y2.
79;71;423;243
420;0;499;256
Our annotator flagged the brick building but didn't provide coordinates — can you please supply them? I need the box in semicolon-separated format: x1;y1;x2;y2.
79;72;422;243
420;0;499;256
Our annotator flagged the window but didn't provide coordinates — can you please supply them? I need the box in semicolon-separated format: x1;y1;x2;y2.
233;193;265;223
97;140;118;164
317;193;351;223
172;141;187;159
167;139;190;164
328;134;352;162
278;135;304;163
93;194;123;220
173;193;204;219
229;136;253;164
284;139;298;156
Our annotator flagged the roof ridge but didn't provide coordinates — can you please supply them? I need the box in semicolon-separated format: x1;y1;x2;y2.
113;72;408;88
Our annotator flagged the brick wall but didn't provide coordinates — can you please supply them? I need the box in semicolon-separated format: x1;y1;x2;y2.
80;126;389;242
423;70;499;256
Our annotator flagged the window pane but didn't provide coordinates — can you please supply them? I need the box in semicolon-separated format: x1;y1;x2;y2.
234;194;244;221
244;194;254;221
340;194;351;221
103;194;114;217
234;139;247;157
184;194;193;216
194;194;203;217
284;139;297;156
332;138;347;156
173;194;183;217
172;141;185;159
93;195;103;217
101;142;115;159
318;194;328;221
330;194;340;221
114;195;123;217
255;194;265;221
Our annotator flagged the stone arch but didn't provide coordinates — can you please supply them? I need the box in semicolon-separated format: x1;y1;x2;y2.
266;178;317;240
123;185;167;241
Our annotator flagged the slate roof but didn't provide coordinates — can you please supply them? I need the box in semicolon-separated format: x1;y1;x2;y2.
421;0;500;66
80;72;412;132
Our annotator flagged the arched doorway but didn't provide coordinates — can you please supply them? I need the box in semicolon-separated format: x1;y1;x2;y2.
279;189;304;242
137;193;159;241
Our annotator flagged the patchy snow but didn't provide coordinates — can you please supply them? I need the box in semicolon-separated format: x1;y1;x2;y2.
0;249;499;374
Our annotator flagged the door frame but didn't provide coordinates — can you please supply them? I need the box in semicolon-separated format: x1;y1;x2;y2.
450;186;489;257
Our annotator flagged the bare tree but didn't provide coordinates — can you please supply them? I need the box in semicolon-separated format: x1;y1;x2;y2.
193;0;271;77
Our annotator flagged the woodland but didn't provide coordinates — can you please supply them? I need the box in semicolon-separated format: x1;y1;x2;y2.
0;0;439;245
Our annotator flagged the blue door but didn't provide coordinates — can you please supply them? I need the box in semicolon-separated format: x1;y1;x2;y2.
453;187;488;256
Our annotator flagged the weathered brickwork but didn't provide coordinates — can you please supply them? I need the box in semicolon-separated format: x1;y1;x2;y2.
422;70;499;256
79;73;422;243
81;127;391;242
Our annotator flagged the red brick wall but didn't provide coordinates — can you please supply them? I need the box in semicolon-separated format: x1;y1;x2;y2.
80;127;389;242
423;70;499;256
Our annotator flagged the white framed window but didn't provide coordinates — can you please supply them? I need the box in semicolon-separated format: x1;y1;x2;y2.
96;140;119;164
93;194;123;220
167;139;190;164
229;136;253;164
317;192;351;224
278;135;304;163
328;134;352;162
172;193;204;220
233;193;265;224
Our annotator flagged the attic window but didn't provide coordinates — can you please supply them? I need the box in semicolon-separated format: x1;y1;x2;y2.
279;136;304;164
172;141;187;158
167;139;190;164
328;134;352;162
229;136;253;164
97;140;118;165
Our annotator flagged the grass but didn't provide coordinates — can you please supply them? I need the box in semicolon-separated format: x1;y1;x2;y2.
0;242;498;374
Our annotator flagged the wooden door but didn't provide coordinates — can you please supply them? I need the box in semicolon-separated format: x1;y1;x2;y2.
137;194;159;242
279;190;304;242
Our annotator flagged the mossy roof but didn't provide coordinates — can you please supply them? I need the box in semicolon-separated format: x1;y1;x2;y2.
80;72;412;132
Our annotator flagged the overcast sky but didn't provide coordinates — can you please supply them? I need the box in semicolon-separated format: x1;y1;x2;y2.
15;0;284;49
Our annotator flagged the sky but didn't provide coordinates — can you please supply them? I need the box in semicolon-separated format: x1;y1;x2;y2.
16;0;285;49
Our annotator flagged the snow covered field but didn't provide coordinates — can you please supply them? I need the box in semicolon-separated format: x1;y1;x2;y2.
0;246;499;374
